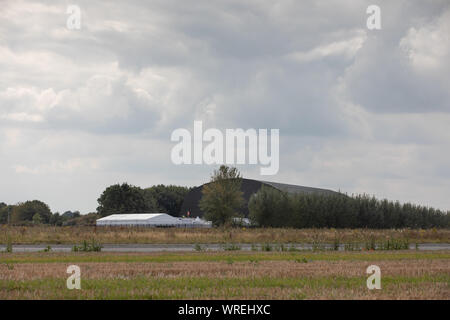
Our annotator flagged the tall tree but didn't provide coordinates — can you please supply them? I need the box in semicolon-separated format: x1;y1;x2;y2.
248;186;289;227
11;200;52;224
97;183;155;217
199;165;244;226
144;185;190;216
0;204;11;224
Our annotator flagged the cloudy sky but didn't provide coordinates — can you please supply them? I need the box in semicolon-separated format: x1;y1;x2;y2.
1;0;449;213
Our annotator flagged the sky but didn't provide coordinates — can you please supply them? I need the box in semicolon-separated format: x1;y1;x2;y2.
1;0;449;214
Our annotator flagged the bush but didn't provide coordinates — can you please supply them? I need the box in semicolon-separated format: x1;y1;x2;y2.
63;212;100;226
72;239;102;252
5;236;12;253
222;243;241;251
194;243;206;251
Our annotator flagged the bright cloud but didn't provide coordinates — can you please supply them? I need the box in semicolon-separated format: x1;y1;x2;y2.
1;0;450;213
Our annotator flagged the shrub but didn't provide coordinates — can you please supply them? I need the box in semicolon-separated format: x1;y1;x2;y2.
41;245;52;252
344;242;361;251
222;243;241;251
72;239;102;252
5;236;12;253
194;243;206;251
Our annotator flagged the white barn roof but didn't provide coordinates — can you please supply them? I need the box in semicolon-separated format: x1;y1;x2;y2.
96;213;182;226
96;213;212;227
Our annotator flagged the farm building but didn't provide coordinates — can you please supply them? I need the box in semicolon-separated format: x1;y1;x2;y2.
179;178;337;218
96;213;211;228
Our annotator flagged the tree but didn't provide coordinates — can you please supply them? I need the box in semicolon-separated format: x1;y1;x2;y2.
199;165;244;226
62;212;100;226
142;188;161;213
32;213;43;224
61;211;81;219
249;186;289;227
0;204;11;224
144;185;190;216
11;200;52;224
97;183;151;217
49;212;63;226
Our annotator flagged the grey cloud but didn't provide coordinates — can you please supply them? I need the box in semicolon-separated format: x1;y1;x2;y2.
342;4;450;113
1;0;450;212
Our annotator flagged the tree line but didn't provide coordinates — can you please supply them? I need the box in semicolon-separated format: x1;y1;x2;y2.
2;165;449;229
248;186;450;229
0;200;91;226
197;166;449;229
0;183;190;225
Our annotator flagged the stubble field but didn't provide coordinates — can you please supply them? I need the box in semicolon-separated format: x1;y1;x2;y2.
0;251;448;299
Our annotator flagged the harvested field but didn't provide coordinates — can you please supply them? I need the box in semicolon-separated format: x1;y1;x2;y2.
0;251;448;299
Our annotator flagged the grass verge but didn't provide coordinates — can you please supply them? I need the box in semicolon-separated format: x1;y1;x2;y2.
1;226;448;244
1;250;449;264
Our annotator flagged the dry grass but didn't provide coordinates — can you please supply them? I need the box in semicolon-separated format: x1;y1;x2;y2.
1;259;448;280
1;225;448;244
0;251;448;299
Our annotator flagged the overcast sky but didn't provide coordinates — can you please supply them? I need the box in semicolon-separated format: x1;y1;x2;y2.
1;0;449;213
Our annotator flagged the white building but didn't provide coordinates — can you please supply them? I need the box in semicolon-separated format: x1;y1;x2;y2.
232;217;252;227
96;213;211;228
179;216;213;228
